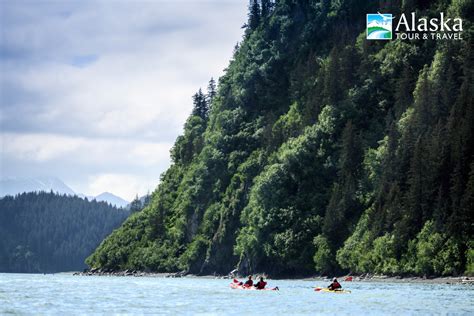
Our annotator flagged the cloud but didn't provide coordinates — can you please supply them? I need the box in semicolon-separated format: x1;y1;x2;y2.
0;0;247;199
70;54;99;68
2;133;85;162
87;173;158;202
1;132;172;199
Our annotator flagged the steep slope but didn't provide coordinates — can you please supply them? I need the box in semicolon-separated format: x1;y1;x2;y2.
87;0;474;277
0;192;129;273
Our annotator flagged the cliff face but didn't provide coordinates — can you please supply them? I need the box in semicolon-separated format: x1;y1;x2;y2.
87;0;474;277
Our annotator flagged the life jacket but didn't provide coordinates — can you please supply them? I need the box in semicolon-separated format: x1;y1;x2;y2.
256;281;267;289
244;280;253;287
332;281;342;289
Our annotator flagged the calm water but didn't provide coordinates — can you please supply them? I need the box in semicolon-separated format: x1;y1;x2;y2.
1;273;473;315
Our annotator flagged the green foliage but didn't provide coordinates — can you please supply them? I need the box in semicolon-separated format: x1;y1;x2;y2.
272;102;304;143
0;192;129;273
403;221;463;276
336;212;374;273
313;235;334;274
87;0;474;277
466;241;474;276
370;234;400;275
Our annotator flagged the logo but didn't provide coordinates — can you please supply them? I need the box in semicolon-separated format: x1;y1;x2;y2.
367;13;393;40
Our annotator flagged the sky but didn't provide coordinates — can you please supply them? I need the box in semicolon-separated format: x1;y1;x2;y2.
0;0;248;201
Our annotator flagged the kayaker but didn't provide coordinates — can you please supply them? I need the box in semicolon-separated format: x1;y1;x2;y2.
254;276;267;290
244;275;253;287
328;278;342;290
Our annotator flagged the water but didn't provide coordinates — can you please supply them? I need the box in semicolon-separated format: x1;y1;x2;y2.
1;273;473;315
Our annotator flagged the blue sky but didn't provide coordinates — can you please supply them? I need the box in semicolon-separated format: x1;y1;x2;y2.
367;13;392;25
0;0;247;200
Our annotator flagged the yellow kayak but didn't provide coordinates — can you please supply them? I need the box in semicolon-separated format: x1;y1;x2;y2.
314;287;351;293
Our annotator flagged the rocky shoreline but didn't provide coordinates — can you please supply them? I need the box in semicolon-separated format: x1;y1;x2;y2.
73;268;189;278
73;269;473;285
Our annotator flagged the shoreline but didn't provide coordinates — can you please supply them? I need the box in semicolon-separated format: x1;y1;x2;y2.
71;270;473;285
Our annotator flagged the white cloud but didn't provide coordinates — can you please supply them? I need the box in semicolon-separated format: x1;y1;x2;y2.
0;0;247;199
2;133;86;162
87;173;158;201
1;132;172;199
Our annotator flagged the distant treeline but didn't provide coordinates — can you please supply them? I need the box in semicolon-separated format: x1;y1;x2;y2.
0;192;129;273
87;0;473;277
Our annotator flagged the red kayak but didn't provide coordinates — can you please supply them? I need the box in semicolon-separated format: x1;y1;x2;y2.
230;279;279;291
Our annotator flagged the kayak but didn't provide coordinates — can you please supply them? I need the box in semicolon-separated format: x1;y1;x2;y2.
230;279;279;291
314;287;351;294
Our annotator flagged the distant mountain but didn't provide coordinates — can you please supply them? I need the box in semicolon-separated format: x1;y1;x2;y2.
367;20;391;30
93;192;129;208
0;177;130;208
0;177;75;197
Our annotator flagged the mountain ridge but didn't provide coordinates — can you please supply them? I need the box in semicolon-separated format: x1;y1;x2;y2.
0;191;129;273
0;177;129;207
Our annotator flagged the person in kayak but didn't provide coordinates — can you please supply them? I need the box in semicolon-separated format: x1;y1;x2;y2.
328;278;342;290
254;276;267;290
243;275;253;287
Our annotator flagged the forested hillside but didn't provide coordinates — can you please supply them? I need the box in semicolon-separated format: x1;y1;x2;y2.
87;0;474;277
0;192;129;273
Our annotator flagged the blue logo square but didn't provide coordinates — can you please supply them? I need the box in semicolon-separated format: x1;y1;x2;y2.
367;14;393;40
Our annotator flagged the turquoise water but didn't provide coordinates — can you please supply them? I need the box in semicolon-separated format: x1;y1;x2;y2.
1;273;473;315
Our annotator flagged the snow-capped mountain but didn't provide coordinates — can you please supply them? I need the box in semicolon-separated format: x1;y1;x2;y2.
93;192;129;208
367;20;391;30
0;177;129;208
0;177;76;197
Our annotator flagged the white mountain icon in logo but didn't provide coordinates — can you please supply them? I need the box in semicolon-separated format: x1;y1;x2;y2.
367;13;393;40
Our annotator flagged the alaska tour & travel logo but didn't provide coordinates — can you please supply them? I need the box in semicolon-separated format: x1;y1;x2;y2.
367;13;393;40
366;12;463;40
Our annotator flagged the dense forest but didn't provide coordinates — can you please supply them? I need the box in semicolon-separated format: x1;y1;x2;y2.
0;192;129;273
87;0;474;277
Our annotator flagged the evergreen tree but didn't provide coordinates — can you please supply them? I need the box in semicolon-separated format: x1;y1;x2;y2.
261;0;272;19
192;88;208;120
248;0;260;30
323;47;342;105
0;192;129;273
323;121;362;252
129;195;142;213
413;66;434;132
206;78;217;106
394;67;414;118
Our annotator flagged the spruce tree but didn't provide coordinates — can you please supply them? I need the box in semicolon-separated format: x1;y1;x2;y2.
394;67;414;118
192;88;208;120
323;121;362;250
248;0;261;30
261;0;272;19
130;195;142;213
207;78;217;106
